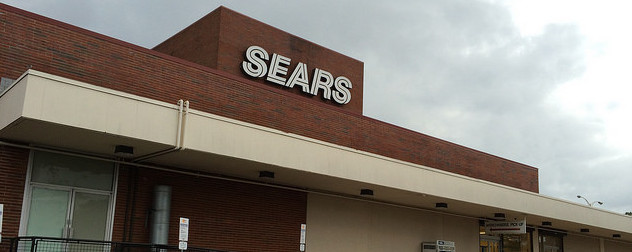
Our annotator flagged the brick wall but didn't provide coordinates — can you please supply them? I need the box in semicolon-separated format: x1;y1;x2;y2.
154;6;365;114
113;166;307;252
0;3;537;196
0;145;29;237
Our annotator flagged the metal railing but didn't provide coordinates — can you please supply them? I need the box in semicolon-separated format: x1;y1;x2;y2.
1;237;230;252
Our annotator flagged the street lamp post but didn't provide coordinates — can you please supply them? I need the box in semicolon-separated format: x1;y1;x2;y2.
577;195;603;207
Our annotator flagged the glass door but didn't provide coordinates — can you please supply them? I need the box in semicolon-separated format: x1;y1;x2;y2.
71;191;110;240
480;235;500;252
21;151;116;240
25;187;70;237
539;232;563;252
25;186;111;240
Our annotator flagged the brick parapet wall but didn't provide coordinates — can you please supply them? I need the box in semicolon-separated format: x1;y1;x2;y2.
0;4;538;193
154;6;365;114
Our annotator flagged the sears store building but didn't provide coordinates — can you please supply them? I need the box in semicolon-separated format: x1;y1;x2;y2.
1;3;631;252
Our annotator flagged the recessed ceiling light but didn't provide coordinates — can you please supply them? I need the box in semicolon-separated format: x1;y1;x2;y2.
360;189;374;196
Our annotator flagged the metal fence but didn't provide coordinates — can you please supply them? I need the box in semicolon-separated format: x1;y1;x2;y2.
0;237;230;252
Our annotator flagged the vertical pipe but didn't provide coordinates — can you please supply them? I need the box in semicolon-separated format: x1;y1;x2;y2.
179;100;189;149
150;185;172;245
128;168;139;242
122;167;133;242
175;100;184;149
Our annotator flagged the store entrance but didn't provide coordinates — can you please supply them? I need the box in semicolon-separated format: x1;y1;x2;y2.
21;151;116;241
26;186;110;239
479;223;533;252
539;232;564;252
480;235;500;252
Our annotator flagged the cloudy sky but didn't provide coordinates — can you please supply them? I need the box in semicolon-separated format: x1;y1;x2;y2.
3;0;631;214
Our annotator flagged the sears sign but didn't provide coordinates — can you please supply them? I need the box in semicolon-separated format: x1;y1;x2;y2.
241;45;352;105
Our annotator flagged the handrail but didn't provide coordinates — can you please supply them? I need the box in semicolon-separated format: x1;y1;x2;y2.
2;236;231;252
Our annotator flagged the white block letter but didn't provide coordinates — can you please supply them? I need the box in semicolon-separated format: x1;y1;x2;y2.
332;76;352;104
310;68;333;99
241;45;269;78
267;53;291;86
286;62;311;93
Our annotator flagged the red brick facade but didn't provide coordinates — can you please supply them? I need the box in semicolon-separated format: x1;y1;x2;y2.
0;146;29;237
0;5;540;248
0;4;538;193
0;3;540;250
0;148;306;251
113;166;306;251
154;7;365;114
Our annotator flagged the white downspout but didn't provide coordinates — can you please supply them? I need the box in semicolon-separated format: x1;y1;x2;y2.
132;99;188;162
179;100;189;150
175;99;184;150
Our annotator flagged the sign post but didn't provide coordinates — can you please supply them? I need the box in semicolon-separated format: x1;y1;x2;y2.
179;217;189;251
299;224;306;251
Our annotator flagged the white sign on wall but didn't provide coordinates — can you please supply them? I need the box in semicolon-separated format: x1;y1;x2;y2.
242;45;353;105
179;217;189;250
485;219;526;234
179;241;188;250
300;224;306;252
437;240;455;252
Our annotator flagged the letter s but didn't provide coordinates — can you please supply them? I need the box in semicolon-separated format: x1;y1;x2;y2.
242;45;269;78
332;76;352;104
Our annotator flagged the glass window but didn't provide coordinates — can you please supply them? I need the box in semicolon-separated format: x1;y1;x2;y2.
503;233;531;252
1;77;14;93
26;187;70;237
480;225;501;252
72;192;110;240
31;151;114;190
24;151;116;241
540;232;564;252
480;223;531;252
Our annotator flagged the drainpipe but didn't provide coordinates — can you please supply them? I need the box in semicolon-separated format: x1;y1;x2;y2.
131;100;187;246
179;100;189;149
150;185;172;246
132;99;189;162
